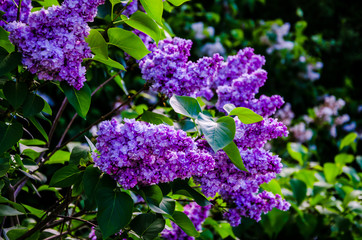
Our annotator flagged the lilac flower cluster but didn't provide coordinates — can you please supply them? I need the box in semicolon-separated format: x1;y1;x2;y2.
122;0;140;17
194;141;290;225
140;38;284;116
162;202;211;239
93;118;215;189
139;38;223;98
7;0;104;90
0;0;32;28
234;117;288;149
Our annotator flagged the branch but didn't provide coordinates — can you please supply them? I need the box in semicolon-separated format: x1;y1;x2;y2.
47;97;68;148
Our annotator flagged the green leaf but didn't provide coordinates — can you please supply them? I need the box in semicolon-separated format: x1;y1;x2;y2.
92;55;125;70
85;29;108;59
294;169;316;188
290;179;307;205
139;0;163;24
287;142;308;165
260;208;290;238
167;0;190;6
339;132;358;150
28;117;49;142
0;157;10;177
260;179;283;196
69;146;90;166
130;213;165;240
170;95;202;119
0;52;21;76
342;166;360;184
0;27;15;53
323;163;340;183
46;150;71;165
334;153;354;169
3;81;27;109
0;121;23;154
37;0;60;8
42;99;52;115
22;93;45;117
171;211;199;237
108;28;151;60
223;141;247;172
49;165;82;187
83;166;102;209
228;106;263;124
171;179;211;207
96;178;133;238
0;204;24;216
197;113;235;152
142;185;163;206
140;110;173;126
19;139;46;146
122;11;161;43
60;82;91;119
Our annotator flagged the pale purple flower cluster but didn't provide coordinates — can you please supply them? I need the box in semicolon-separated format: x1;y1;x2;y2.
139;37;223;98
275;102;295;126
0;0;32;28
162;202;211;240
290;122;313;143
262;23;294;54
7;0;104;89
194;141;290;225
94;118;215;189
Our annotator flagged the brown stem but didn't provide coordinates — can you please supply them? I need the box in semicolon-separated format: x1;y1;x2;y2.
17;196;75;240
16;0;22;22
47;97;68;148
55;215;96;227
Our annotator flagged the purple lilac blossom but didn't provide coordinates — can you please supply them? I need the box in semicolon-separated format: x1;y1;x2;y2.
121;0;139;17
194;141;290;226
7;0;104;90
264;23;294;54
0;0;32;28
162;202;211;240
234;117;288;149
139;37;223;99
94;118;215;189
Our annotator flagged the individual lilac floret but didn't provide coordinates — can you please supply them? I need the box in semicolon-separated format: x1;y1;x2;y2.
94;119;215;189
0;0;32;28
139;38;222;98
7;0;104;90
234;117;288;149
162;202;211;240
194;142;290;226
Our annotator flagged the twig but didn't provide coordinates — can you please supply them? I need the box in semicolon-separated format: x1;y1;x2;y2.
43;224;86;240
16;0;22;22
47;97;68;148
55;215;96;227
